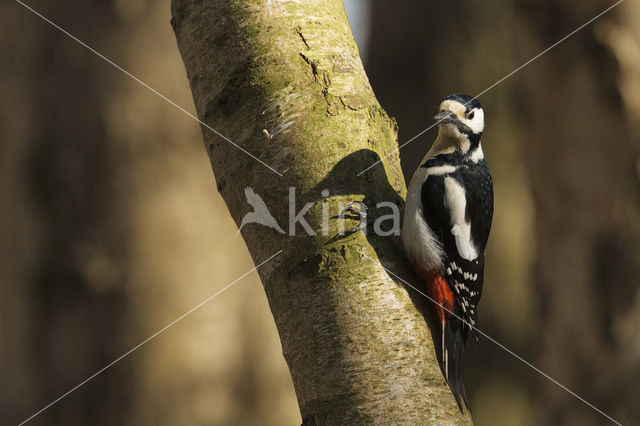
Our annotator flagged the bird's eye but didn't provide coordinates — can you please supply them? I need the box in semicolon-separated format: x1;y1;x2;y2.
467;111;475;120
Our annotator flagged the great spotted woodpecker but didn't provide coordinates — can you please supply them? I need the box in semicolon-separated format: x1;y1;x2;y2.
402;93;493;412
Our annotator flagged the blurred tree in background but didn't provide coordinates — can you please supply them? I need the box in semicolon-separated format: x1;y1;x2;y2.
1;0;639;425
514;1;640;424
1;1;299;425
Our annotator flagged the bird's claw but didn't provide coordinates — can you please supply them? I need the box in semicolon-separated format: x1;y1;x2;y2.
336;201;370;237
339;201;368;220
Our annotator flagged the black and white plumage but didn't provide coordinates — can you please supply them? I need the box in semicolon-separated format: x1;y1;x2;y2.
402;93;493;412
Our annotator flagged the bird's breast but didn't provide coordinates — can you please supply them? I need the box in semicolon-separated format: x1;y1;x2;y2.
402;167;444;271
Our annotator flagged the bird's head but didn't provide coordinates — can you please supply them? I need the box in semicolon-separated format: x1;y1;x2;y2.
434;93;484;140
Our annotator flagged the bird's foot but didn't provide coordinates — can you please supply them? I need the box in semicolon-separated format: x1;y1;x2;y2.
340;201;368;220
336;201;373;237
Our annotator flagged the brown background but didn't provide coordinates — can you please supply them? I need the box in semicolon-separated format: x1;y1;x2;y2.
2;1;639;425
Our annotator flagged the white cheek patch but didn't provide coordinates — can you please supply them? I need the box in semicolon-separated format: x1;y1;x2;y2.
460;107;484;134
444;177;479;261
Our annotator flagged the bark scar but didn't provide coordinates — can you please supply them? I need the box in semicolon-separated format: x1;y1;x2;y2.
296;26;310;50
299;53;319;81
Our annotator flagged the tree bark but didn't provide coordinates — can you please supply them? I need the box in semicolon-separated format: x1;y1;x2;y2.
171;0;471;423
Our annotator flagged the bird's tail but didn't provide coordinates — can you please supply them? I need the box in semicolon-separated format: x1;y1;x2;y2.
441;313;471;413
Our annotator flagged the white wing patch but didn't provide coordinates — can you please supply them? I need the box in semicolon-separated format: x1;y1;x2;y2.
443;177;479;261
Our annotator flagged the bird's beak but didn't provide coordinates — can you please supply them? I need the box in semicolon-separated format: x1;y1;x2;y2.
434;110;472;133
434;110;457;124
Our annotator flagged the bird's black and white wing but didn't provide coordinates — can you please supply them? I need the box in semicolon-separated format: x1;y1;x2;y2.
421;157;493;333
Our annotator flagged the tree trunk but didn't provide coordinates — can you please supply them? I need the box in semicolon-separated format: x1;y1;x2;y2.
171;0;471;423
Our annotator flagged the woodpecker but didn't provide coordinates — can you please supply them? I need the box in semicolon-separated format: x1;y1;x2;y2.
402;93;493;412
